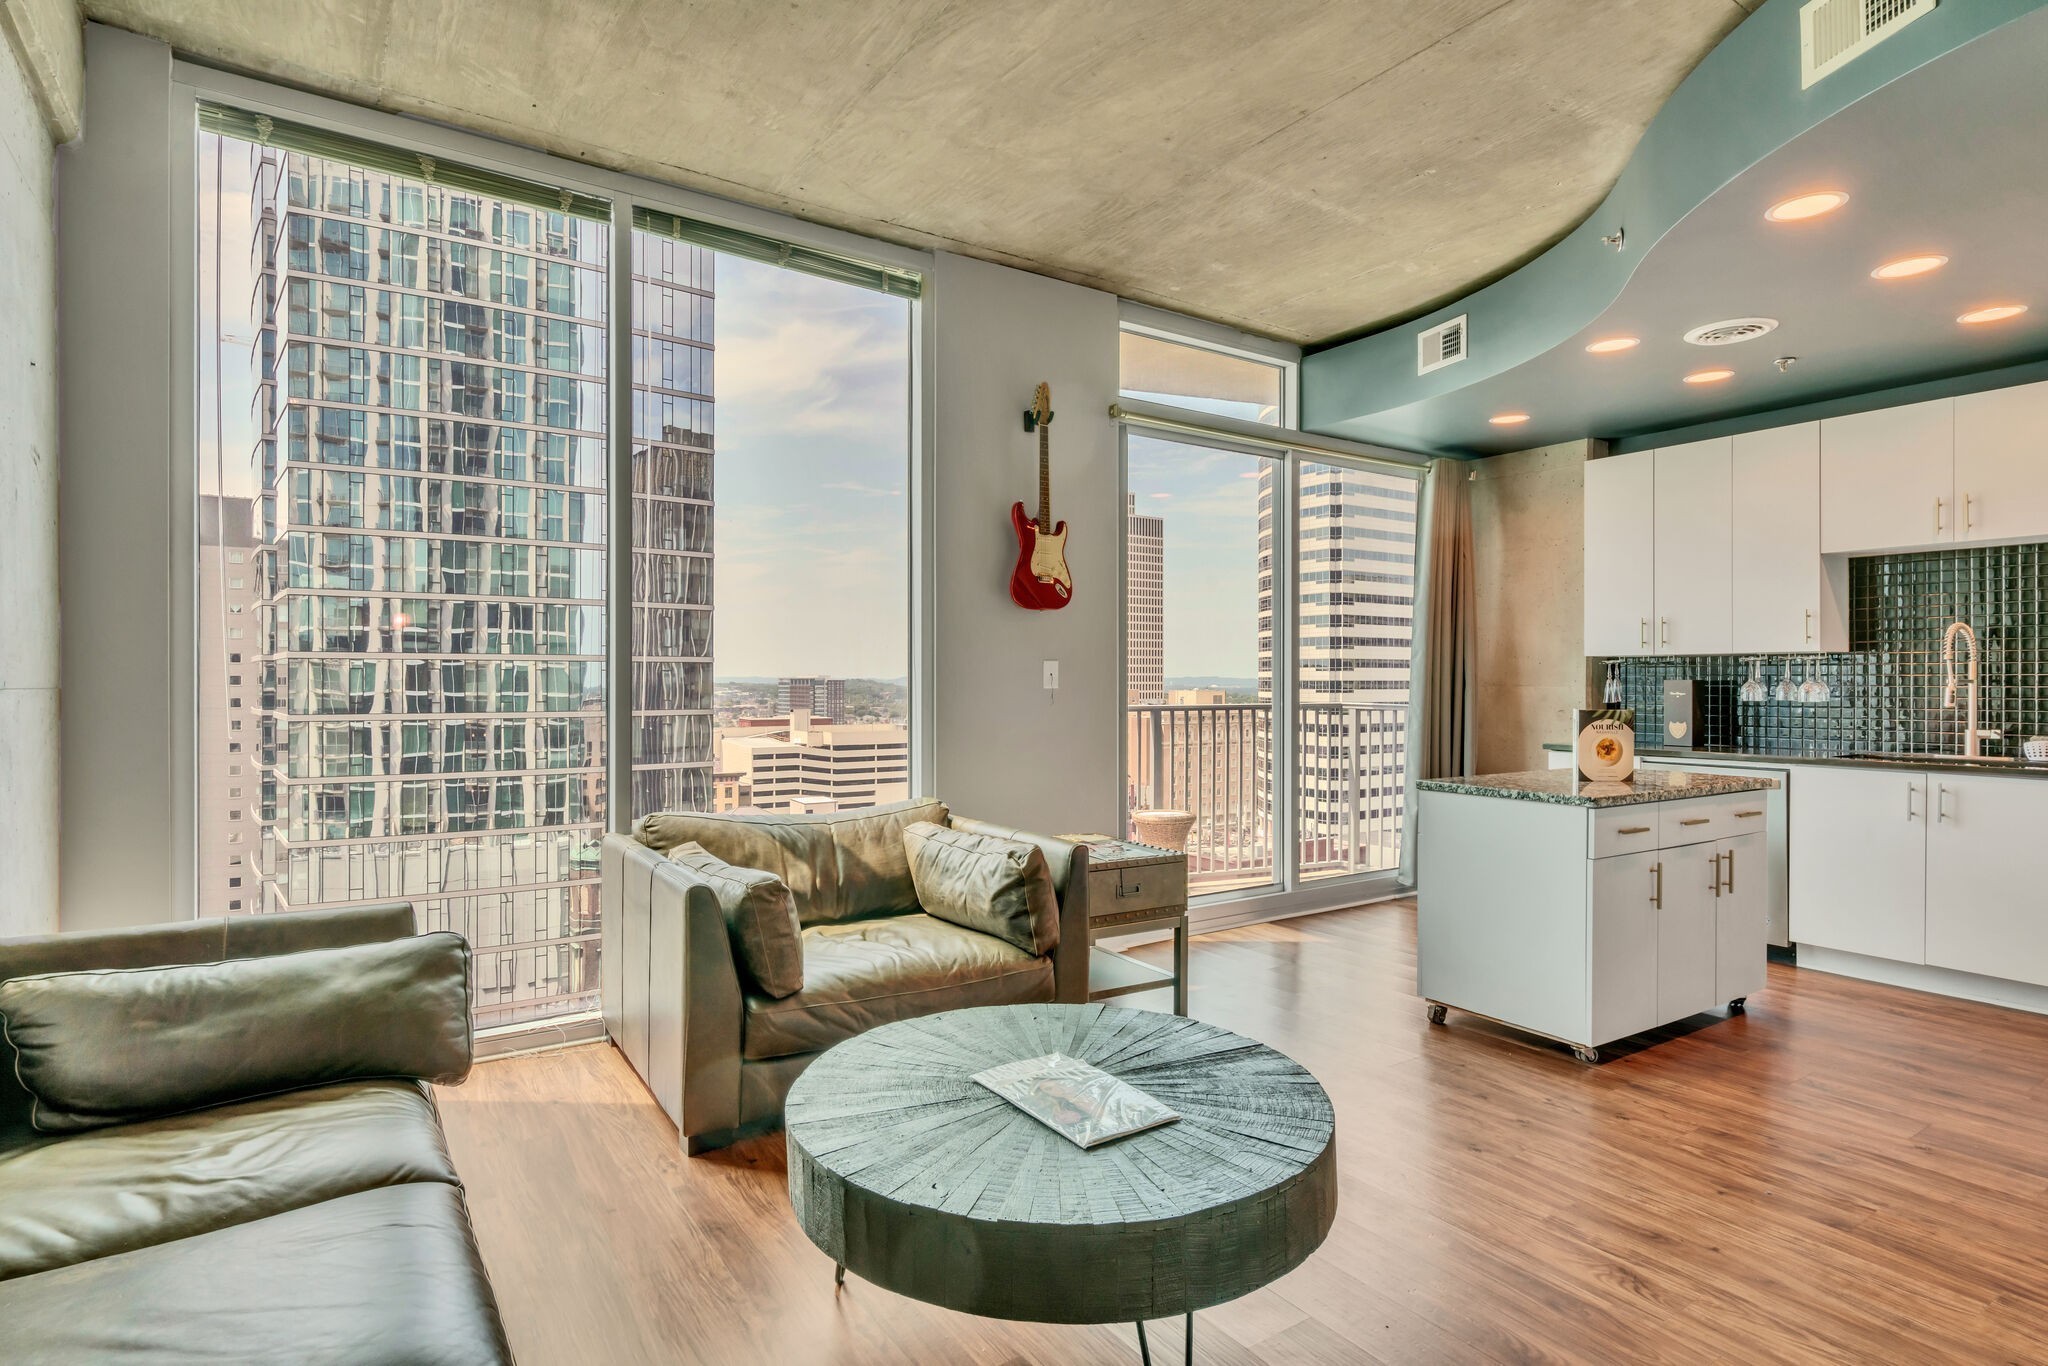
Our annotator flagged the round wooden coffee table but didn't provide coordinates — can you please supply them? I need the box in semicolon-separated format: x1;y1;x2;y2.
785;1002;1337;1360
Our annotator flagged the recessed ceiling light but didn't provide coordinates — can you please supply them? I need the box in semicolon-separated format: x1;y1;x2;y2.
1871;254;1948;280
1958;304;2029;325
1488;412;1531;426
1585;336;1641;354
1684;369;1735;385
1765;191;1849;223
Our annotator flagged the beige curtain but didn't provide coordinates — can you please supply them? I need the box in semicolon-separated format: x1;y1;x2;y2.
1400;458;1475;885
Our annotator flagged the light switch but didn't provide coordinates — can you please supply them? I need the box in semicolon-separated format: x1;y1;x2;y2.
1042;660;1059;690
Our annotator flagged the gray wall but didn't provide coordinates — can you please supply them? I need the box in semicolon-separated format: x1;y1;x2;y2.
930;253;1122;837
1470;440;1597;772
56;25;180;931
0;12;62;937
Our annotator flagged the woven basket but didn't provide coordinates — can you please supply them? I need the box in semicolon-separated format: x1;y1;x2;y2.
1130;809;1196;851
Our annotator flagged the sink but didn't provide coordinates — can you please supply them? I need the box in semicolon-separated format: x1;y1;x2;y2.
1837;751;2024;766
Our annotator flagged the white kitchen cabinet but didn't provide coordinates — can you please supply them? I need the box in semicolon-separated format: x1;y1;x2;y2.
1589;850;1659;1043
1584;449;1655;655
1732;423;1842;652
1652;438;1732;655
1788;764;1927;963
1716;832;1769;1005
1656;841;1721;1021
1953;381;2048;545
1925;775;2048;987
1820;398;1954;553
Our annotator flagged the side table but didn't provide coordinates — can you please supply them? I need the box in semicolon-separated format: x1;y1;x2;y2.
1064;835;1190;1015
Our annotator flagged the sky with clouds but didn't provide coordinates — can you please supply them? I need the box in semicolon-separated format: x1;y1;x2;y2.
711;259;911;680
1126;431;1268;681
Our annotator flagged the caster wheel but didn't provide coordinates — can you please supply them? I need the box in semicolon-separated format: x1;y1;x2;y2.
1729;998;1747;1014
1571;1045;1602;1065
1425;1002;1448;1026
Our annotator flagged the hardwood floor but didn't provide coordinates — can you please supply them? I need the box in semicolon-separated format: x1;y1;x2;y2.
437;899;2048;1364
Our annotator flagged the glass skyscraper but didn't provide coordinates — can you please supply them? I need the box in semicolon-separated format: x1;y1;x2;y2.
202;139;715;1030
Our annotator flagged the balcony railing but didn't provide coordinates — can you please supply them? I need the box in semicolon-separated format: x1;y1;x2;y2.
1126;702;1408;893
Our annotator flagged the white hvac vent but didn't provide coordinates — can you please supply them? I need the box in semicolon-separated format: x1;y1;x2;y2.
1683;317;1780;347
1801;0;1936;88
1417;315;1468;375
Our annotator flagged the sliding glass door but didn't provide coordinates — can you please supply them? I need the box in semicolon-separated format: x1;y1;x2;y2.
1125;435;1277;894
1296;462;1417;879
1119;333;1419;903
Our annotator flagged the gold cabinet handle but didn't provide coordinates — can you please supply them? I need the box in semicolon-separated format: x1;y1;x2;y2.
1935;497;1945;535
1906;783;1918;821
1724;848;1735;894
1651;861;1662;909
1936;784;1951;823
1965;493;1974;531
1618;825;1651;835
1679;817;1710;826
1639;617;1649;649
1660;616;1670;646
1805;608;1814;643
1735;810;1763;818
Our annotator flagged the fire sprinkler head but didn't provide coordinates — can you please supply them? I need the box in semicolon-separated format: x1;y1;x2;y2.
1774;357;1797;372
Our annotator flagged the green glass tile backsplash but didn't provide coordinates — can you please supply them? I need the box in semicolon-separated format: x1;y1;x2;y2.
1611;543;2048;755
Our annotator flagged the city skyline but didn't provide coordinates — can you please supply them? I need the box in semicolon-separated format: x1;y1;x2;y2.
195;126;914;1031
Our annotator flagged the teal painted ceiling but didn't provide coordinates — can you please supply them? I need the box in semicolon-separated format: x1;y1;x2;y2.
1304;0;2048;457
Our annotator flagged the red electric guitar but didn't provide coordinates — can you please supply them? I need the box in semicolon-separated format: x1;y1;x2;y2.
1009;382;1073;610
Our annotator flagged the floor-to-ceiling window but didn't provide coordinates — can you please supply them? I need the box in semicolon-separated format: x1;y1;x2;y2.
197;106;916;1033
198;112;613;1030
629;215;913;824
1119;328;1419;903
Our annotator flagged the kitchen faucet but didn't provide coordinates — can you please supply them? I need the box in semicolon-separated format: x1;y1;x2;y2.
1942;620;2001;758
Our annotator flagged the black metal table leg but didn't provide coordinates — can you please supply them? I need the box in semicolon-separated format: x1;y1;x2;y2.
1186;1311;1194;1360
1135;1319;1152;1365
834;1262;845;1288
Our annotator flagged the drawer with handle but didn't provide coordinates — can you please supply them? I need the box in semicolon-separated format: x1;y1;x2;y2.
1589;808;1664;859
1088;860;1187;919
1658;794;1766;847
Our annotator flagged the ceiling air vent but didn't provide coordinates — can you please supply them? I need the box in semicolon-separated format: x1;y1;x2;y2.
1800;0;1936;89
1417;315;1468;375
1684;317;1780;347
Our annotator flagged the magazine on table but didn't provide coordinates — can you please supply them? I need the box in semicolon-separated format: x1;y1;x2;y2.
970;1052;1179;1149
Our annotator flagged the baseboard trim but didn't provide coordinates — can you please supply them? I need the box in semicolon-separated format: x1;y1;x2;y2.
1795;946;2048;1017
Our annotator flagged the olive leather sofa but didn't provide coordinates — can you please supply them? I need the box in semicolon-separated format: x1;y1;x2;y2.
0;904;512;1365
602;799;1092;1153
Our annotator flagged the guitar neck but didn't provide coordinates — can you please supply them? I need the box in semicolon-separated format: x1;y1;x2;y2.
1037;423;1051;531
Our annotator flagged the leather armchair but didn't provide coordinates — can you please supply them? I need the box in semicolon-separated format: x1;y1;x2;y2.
603;804;1091;1154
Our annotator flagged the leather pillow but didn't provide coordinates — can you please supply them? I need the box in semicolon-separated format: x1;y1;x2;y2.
667;842;804;998
0;934;473;1134
902;821;1060;956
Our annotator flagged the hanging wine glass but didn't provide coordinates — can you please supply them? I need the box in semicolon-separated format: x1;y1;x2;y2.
1774;658;1798;703
1805;656;1832;704
1603;660;1623;706
1739;657;1768;704
1799;656;1827;704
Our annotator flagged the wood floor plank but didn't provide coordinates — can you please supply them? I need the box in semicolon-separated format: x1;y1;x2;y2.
437;898;2048;1364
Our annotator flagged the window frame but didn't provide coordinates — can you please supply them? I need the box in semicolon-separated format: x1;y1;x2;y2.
173;61;934;1044
1113;322;1424;932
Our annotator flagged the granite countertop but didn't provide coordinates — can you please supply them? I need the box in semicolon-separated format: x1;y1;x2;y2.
1539;742;2048;780
1419;768;1779;808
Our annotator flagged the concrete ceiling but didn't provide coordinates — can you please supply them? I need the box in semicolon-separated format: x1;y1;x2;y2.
82;0;1754;344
